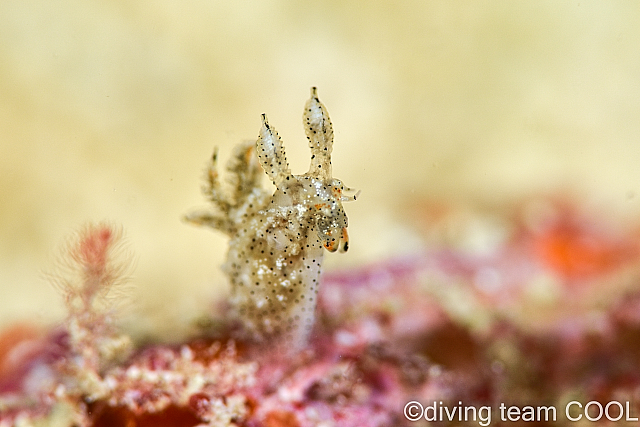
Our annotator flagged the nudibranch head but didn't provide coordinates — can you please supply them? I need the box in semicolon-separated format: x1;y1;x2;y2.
299;176;358;253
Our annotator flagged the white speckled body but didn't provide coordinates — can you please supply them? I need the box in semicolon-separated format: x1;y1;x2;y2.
186;88;356;350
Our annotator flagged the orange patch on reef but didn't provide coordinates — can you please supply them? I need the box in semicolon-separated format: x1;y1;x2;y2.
186;337;247;363
89;403;201;427
532;220;640;281
0;323;43;380
264;410;300;427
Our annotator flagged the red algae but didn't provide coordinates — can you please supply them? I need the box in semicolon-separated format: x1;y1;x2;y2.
5;198;640;426
6;89;640;427
89;402;201;427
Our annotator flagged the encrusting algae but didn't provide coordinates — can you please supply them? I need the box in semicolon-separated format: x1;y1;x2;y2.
5;91;640;427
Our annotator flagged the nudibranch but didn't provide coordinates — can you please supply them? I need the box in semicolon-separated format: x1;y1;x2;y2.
185;87;357;350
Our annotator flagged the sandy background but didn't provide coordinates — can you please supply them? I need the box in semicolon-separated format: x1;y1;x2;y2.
2;1;640;340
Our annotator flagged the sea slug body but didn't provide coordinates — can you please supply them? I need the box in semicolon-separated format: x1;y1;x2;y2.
186;87;357;351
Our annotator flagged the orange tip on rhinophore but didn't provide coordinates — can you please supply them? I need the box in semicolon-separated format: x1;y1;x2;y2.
324;239;338;253
340;228;349;253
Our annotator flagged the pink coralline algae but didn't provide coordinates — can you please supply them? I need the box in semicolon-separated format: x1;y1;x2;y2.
3;198;640;426
3;94;640;425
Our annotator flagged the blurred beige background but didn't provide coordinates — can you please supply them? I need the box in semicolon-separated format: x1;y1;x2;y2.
2;1;640;340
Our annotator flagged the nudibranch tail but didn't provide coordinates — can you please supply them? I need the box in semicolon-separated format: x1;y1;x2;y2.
202;147;226;208
225;142;263;206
